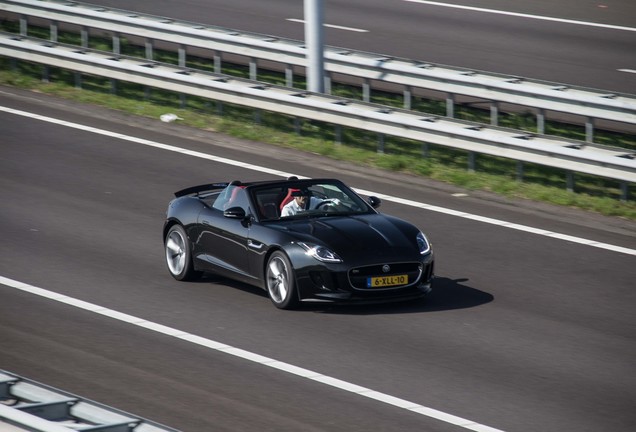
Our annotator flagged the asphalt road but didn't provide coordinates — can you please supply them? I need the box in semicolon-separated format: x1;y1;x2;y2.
85;0;636;93
1;86;635;431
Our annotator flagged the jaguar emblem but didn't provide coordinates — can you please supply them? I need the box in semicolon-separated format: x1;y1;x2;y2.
382;264;391;273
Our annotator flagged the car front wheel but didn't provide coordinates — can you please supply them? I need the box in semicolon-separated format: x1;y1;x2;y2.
266;251;298;309
165;224;200;281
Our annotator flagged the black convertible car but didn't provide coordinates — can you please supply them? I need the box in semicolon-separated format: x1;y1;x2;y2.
163;177;434;309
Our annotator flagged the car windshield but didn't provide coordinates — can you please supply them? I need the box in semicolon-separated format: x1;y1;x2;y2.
251;181;372;221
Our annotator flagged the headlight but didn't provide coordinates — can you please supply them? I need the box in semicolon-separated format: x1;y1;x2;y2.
416;232;431;254
297;242;342;263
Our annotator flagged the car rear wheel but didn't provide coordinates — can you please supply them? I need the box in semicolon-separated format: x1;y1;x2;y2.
266;251;298;309
165;224;200;281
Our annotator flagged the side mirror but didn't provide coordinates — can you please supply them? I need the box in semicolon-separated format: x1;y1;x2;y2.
224;206;246;219
368;196;381;209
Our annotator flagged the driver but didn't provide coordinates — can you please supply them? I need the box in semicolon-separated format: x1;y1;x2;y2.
281;189;322;217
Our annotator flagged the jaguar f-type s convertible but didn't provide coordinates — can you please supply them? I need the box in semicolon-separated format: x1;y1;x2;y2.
163;177;434;309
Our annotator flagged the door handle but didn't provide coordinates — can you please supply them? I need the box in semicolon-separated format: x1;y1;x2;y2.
247;240;264;250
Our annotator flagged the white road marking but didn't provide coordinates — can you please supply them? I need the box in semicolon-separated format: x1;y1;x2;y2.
0;275;505;432
618;69;636;74
402;0;636;32
1;104;634;256
286;18;369;33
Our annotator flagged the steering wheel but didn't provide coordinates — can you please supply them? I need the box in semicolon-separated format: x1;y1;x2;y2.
316;199;338;211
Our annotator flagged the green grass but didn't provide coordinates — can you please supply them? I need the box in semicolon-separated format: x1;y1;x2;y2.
1;28;635;220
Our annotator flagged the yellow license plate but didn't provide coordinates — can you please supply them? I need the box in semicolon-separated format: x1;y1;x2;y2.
367;274;408;288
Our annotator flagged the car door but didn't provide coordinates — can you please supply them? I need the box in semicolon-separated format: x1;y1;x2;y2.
195;186;251;278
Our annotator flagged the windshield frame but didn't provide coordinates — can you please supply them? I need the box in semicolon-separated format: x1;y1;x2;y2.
248;179;375;222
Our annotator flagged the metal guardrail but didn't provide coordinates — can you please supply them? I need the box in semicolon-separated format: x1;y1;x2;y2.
0;370;179;432
1;0;635;142
1;32;635;190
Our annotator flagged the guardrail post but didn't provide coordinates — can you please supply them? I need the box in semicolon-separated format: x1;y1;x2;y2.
516;161;524;182
446;93;455;118
145;38;153;60
110;79;117;94
586;117;595;143
214;53;222;73
468;152;476;172
566;171;575;192
378;133;385;153
74;72;82;89
363;78;370;102
250;57;257;80
404;86;412;111
19;15;27;36
490;101;499;126
178;45;186;68
335;124;342;144
537;109;546;134
42;65;49;83
324;72;332;94
621;182;629;202
421;142;429;158
294;117;301;134
112;33;120;55
50;21;58;43
81;26;88;48
286;65;294;87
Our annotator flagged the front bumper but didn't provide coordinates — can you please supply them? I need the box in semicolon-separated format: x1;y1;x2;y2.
295;252;435;304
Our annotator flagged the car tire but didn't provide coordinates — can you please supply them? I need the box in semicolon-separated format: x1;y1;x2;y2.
266;251;299;309
165;224;200;281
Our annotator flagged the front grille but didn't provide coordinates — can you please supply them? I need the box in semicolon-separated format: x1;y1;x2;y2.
348;262;422;290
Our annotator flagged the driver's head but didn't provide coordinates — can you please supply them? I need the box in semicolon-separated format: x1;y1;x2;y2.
292;189;310;207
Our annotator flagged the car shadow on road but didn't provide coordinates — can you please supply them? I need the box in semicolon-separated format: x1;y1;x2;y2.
311;276;494;315
192;275;493;315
